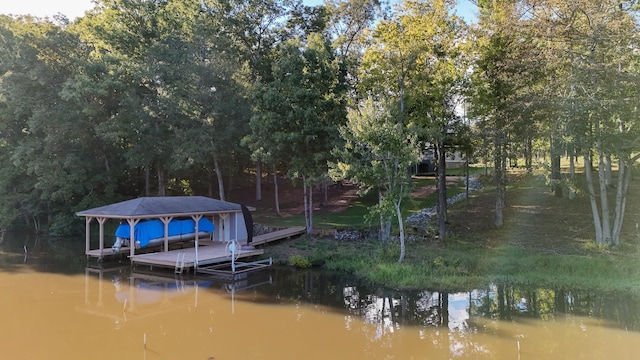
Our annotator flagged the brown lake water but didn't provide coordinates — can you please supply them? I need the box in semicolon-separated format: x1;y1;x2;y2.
1;232;640;359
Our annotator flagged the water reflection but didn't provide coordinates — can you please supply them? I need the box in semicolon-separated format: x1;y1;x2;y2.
82;265;274;324
261;267;640;332
252;269;640;358
1;232;640;359
0;231;85;273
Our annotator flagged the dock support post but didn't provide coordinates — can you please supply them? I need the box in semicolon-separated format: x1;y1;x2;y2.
97;217;107;254
160;217;172;252
128;218;140;259
192;214;203;269
85;217;92;255
230;240;238;273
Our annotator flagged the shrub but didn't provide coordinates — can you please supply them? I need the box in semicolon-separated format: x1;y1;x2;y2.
289;254;312;268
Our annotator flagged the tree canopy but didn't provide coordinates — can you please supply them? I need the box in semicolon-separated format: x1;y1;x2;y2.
0;0;639;251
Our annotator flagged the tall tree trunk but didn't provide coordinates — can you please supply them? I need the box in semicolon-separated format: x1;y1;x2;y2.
273;163;281;216
395;197;405;263
552;153;562;198
612;157;634;245
494;139;505;227
157;164;166;196
597;146;612;245
436;140;447;241
605;153;613;188
303;179;309;231
144;165;150;197
568;145;576;199
256;160;262;201
303;177;314;234
525;135;533;174
502;142;508;207
379;189;391;249
323;179;329;206
550;135;563;197
584;153;604;244
213;155;225;201
465;152;470;201
308;181;313;234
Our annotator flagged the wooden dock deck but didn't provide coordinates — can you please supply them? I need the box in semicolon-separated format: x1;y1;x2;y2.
129;226;306;270
130;242;263;269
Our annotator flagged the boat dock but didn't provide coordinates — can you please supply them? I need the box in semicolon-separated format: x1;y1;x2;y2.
129;226;307;272
77;195;308;274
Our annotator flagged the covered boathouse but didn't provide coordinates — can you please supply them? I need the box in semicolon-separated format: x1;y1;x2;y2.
76;196;262;272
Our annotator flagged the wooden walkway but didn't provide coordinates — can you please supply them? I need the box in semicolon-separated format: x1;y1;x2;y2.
129;226;306;270
251;226;306;246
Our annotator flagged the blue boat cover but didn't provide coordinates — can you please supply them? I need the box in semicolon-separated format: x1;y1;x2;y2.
115;218;214;247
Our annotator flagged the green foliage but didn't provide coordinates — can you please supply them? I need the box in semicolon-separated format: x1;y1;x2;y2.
1;0;637;254
248;30;347;231
0;15;118;231
289;254;313;268
0;1;270;232
331;95;421;261
252;34;345;180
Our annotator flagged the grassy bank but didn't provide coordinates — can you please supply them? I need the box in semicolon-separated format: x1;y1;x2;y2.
262;172;640;293
265;234;640;293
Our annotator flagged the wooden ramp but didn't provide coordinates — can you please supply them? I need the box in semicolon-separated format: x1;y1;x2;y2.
251;226;306;246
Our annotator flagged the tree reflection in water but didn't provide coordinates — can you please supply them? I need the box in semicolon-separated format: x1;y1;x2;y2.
263;267;640;333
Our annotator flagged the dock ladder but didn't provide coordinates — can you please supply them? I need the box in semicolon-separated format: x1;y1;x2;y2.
174;253;186;274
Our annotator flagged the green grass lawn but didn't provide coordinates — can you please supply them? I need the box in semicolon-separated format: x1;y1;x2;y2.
262;170;640;293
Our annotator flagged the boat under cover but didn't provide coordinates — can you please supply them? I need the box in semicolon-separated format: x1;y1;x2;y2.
112;218;214;252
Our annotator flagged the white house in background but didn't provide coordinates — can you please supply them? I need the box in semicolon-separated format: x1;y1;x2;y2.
415;144;467;174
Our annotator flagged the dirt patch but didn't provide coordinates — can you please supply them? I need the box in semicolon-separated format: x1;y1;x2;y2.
409;176;460;198
229;179;361;216
235;176;451;217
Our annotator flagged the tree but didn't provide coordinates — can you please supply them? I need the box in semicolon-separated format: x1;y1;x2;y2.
212;0;297;202
75;0;182;197
469;0;526;227
401;0;469;241
356;5;417;243
325;0;380;102
251;33;345;233
332;97;420;262
152;0;251;201
530;0;640;246
76;0;252;200
358;0;468;240
0;15;126;233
